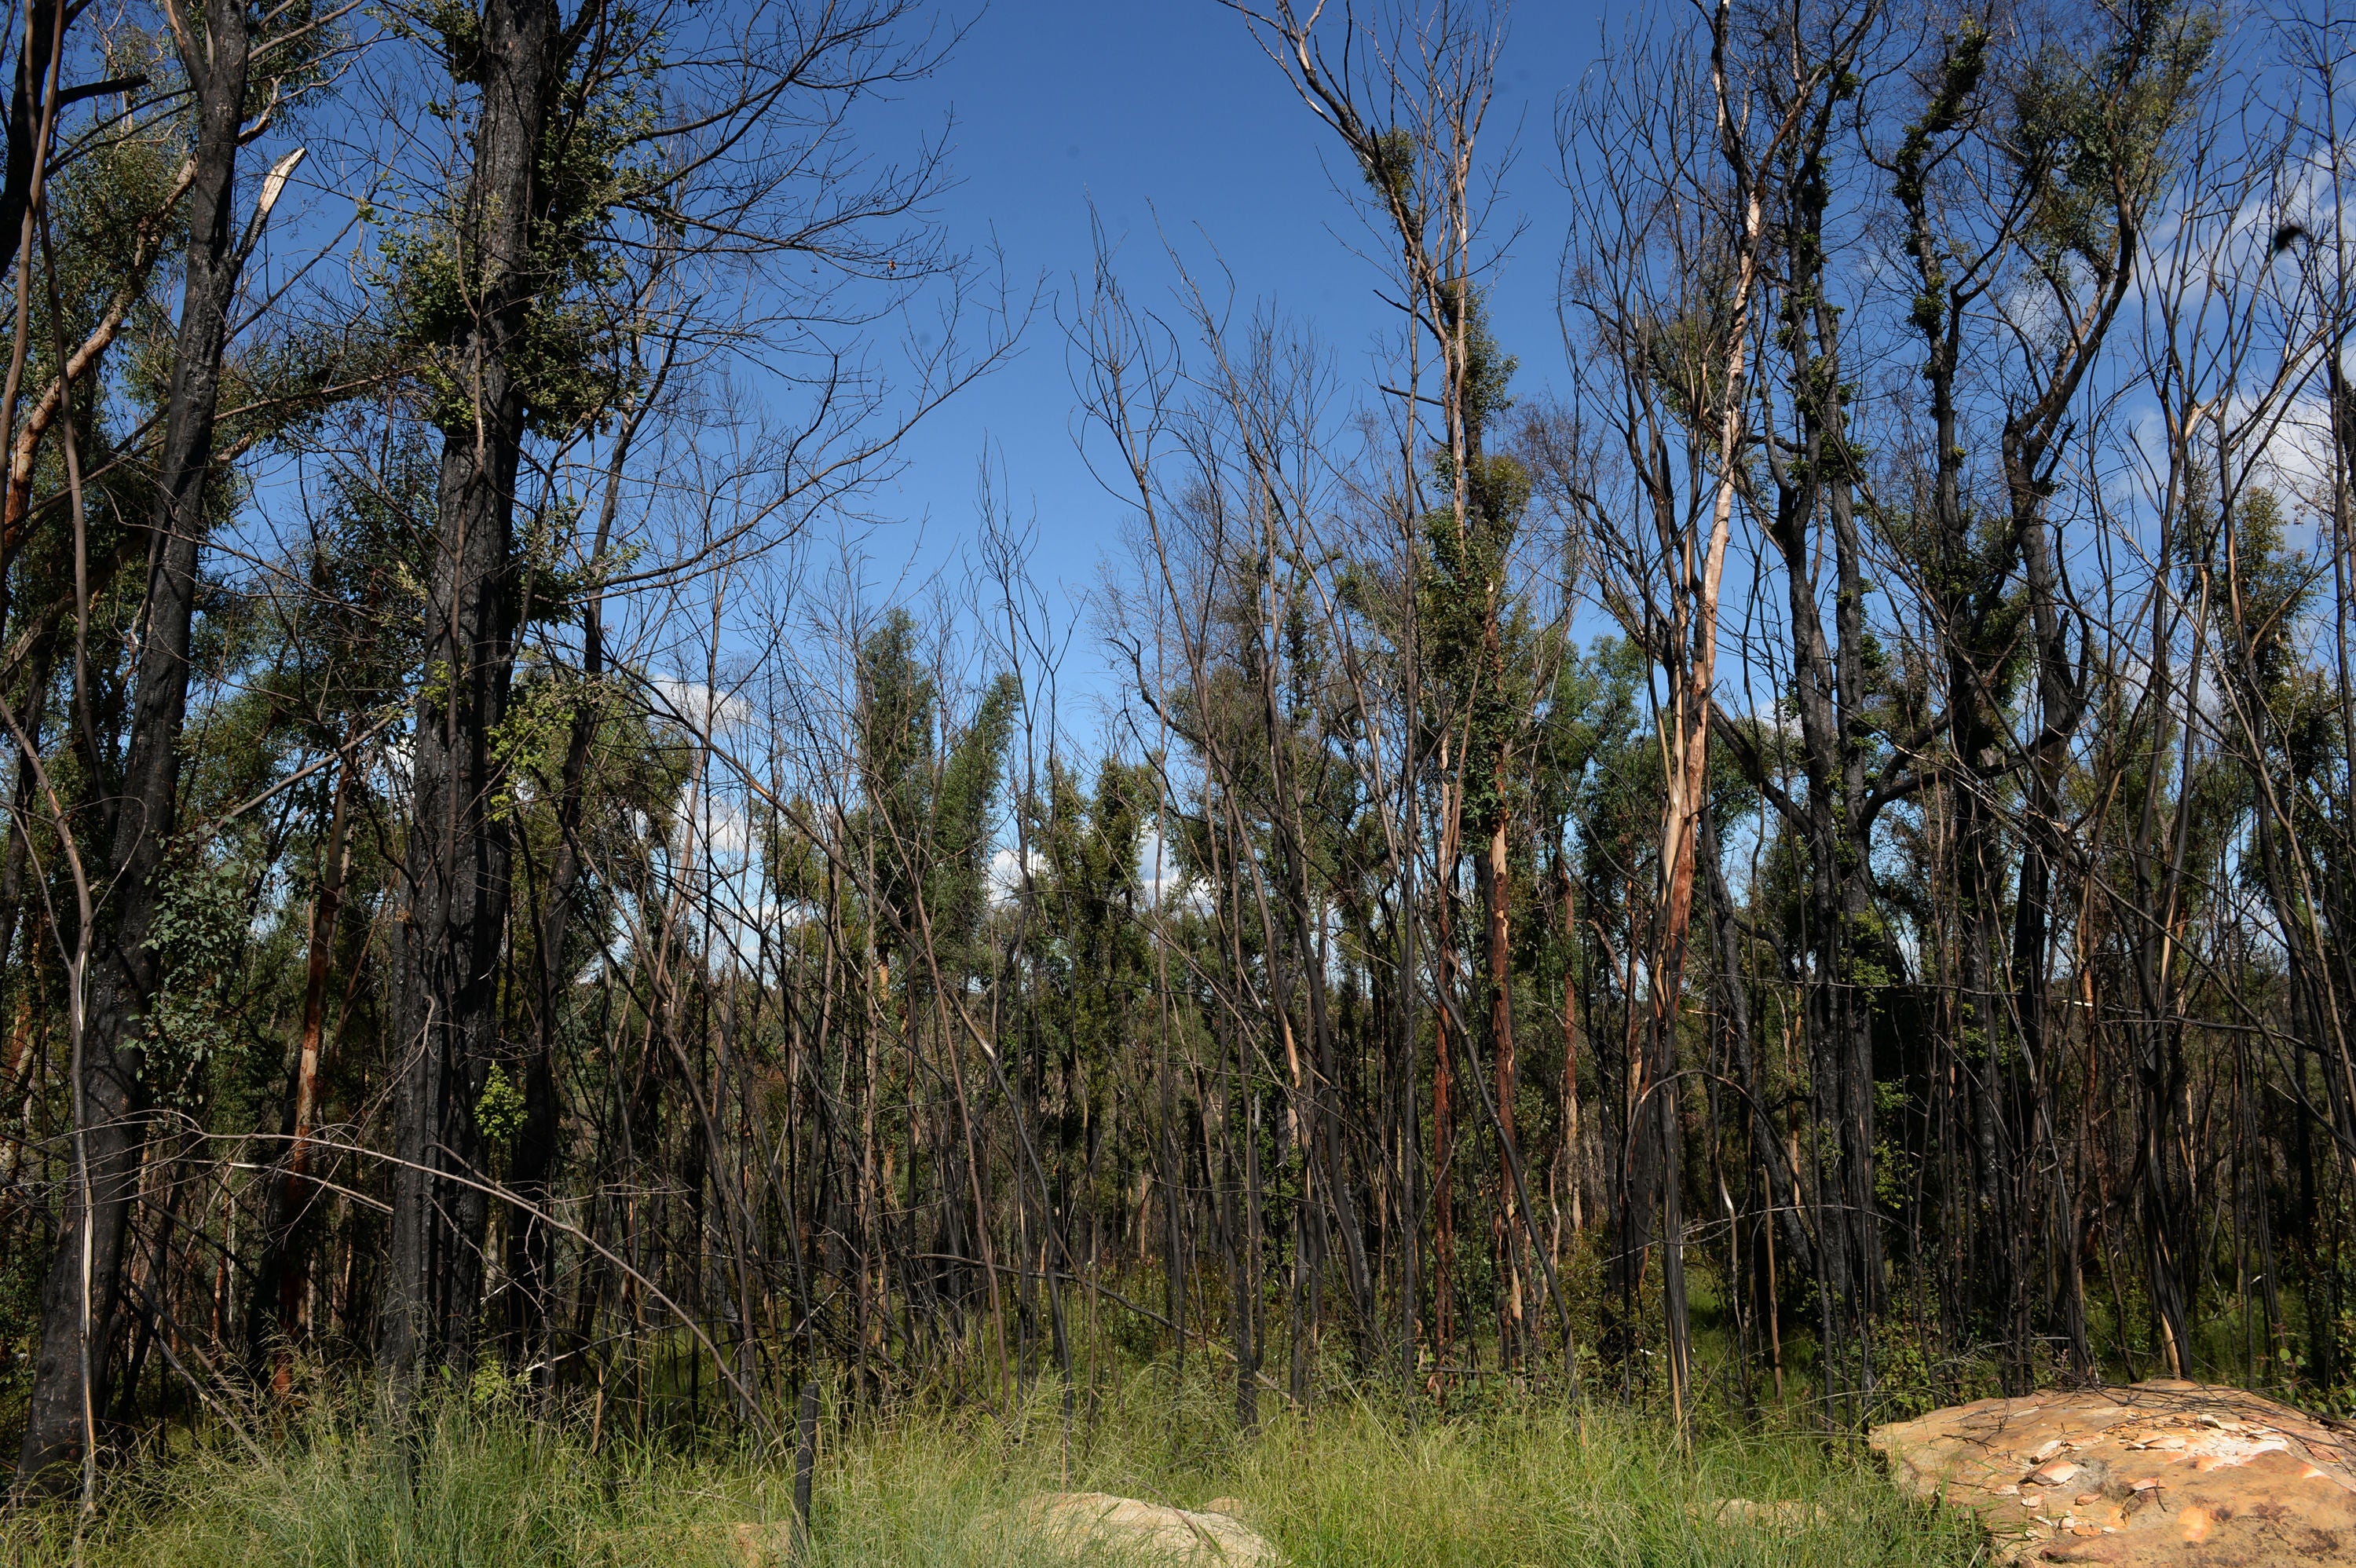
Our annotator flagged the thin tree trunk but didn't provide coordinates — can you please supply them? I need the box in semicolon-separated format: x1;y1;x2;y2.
248;739;354;1387
1483;810;1522;1365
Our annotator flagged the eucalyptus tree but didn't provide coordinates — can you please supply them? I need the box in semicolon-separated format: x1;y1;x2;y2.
12;0;327;1497
1877;0;2223;1390
374;0;990;1394
1545;0;1848;1420
1224;0;1554;1388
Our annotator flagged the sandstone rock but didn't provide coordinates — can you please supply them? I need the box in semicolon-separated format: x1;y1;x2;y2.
1870;1380;2356;1565
1696;1497;1835;1532
717;1520;792;1567
1002;1492;1280;1564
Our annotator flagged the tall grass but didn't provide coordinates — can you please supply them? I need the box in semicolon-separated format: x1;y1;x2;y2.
2;1369;1988;1566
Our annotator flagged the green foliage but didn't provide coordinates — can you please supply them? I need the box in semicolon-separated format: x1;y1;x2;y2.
2008;0;2220;279
1890;21;1989;254
851;611;1020;983
492;660;601;811
857;609;937;842
141;845;255;1098
475;1060;527;1149
1416;283;1538;832
1868;1297;1998;1423
379;1;660;436
2214;488;2318;707
1359;126;1420;213
930;672;1020;959
418;0;487;83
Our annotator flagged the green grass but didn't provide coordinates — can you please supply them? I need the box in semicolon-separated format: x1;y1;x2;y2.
1;1369;1989;1566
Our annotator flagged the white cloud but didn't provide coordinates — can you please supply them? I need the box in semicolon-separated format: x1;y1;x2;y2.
648;677;751;736
1136;828;1209;914
693;800;755;858
2237;387;2336;510
988;845;1046;907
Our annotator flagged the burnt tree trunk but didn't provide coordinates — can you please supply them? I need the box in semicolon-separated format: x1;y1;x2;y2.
380;0;564;1395
13;0;253;1494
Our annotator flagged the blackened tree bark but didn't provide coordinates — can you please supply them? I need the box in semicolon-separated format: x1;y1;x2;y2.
1890;2;2211;1390
379;0;565;1396
1889;21;2037;1392
13;0;257;1496
0;0;62;286
1698;798;1816;1282
1706;5;1891;1373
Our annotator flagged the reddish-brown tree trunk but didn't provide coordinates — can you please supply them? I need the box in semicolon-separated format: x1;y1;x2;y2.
1485;812;1522;1364
256;745;352;1390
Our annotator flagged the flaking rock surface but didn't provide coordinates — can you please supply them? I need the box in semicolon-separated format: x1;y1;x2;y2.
997;1492;1279;1564
1870;1380;2356;1565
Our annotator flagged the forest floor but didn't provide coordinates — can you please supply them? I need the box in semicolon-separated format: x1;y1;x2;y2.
0;1367;1992;1567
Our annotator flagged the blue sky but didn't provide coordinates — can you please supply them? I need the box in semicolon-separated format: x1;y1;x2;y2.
858;1;1609;634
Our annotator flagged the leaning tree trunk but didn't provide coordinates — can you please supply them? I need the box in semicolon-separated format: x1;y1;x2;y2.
379;0;562;1397
13;0;254;1495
